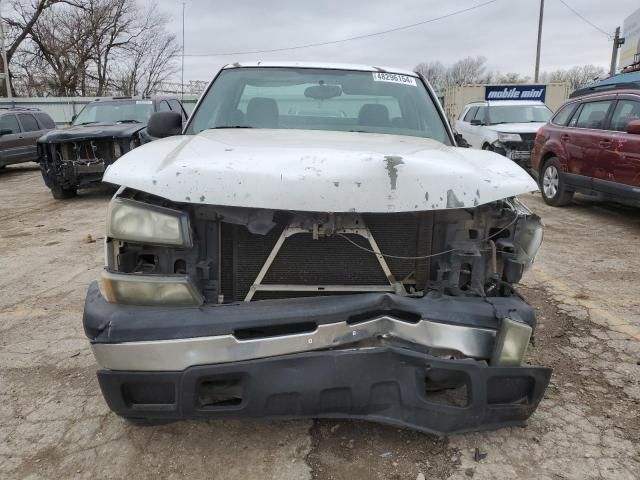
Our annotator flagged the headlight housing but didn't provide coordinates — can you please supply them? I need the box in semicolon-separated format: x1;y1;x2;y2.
102;271;203;306
106;198;192;247
497;132;522;143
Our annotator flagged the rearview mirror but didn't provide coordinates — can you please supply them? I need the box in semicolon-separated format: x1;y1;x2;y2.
0;128;13;136
470;119;483;126
147;112;182;138
304;84;342;100
626;119;640;135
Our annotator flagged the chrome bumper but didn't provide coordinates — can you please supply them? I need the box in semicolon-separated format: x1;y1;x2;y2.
92;315;499;371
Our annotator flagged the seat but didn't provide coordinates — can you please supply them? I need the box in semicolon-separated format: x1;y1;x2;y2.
227;109;245;126
586;110;605;129
246;98;279;128
358;104;390;127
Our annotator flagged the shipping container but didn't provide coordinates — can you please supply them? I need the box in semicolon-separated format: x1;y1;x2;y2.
443;83;569;125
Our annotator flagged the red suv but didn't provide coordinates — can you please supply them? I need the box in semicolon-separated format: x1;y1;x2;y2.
531;88;640;206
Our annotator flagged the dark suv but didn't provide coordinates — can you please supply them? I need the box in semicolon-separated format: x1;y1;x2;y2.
531;85;640;206
38;96;187;199
0;108;56;169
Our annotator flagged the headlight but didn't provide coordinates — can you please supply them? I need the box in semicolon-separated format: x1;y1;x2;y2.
497;132;522;143
490;316;532;366
516;214;544;265
102;271;203;306
107;198;192;247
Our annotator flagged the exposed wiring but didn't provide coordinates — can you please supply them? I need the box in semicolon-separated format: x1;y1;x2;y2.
557;0;612;39
337;213;520;260
182;0;500;57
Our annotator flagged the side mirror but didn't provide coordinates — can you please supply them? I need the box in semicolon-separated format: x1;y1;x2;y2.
626;119;640;135
0;128;13;136
454;132;470;148
470;119;483;126
147;111;183;138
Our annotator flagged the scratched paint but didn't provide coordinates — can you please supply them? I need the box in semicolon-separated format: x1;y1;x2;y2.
383;156;404;190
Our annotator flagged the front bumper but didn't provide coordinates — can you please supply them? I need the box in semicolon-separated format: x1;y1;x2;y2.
97;347;551;435
84;282;551;434
492;142;533;169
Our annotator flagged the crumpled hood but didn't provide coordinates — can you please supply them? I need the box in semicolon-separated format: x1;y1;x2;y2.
104;129;537;213
38;123;146;143
484;123;545;134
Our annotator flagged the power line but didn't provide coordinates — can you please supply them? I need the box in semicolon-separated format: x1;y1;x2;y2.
557;0;612;39
183;0;500;57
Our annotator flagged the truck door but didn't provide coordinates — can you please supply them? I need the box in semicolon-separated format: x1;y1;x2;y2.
597;97;640;191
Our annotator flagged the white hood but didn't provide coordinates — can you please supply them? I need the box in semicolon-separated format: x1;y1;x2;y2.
104;129;537;213
485;123;545;134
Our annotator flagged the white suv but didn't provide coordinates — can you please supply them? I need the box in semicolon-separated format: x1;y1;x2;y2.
455;100;552;170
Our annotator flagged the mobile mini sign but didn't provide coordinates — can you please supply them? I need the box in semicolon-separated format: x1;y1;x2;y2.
485;85;547;102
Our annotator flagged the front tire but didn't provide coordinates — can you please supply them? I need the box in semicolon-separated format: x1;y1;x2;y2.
540;157;573;206
50;183;77;200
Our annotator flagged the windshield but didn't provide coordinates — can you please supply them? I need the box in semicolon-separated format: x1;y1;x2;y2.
186;67;451;144
72;100;154;126
488;104;552;125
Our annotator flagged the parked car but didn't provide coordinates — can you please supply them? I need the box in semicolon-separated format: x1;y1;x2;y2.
531;85;640;206
83;62;550;435
455;100;552;169
0;107;55;169
38;96;187;199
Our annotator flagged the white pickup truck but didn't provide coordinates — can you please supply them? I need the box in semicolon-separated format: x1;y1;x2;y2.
455;100;552;170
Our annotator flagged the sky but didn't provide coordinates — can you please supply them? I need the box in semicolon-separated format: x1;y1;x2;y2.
157;0;640;83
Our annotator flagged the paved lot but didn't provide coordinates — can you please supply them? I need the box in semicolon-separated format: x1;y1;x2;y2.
1;164;639;480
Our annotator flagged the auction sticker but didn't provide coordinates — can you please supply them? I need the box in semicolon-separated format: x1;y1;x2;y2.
136;100;153;104
372;72;416;86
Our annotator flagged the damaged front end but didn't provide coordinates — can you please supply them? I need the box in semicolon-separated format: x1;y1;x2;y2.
38;128;143;199
83;187;550;434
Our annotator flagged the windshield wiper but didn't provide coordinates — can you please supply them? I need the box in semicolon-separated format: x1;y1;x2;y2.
117;119;141;123
206;126;253;129
77;121;99;126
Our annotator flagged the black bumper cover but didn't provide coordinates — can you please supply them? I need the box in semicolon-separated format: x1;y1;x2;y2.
83;281;536;343
98;347;551;435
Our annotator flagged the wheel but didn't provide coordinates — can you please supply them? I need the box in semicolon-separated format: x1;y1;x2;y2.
50;183;77;200
482;144;492;151
540;157;574;206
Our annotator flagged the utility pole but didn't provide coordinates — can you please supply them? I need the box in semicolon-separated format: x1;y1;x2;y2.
609;26;625;76
181;1;185;102
0;0;12;98
534;0;544;83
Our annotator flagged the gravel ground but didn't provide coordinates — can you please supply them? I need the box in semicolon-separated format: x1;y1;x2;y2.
1;164;639;480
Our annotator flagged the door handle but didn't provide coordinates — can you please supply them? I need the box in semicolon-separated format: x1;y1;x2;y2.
599;139;612;148
560;134;569;141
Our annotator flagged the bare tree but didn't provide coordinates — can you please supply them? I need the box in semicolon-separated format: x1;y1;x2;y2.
539;64;607;90
110;5;180;96
25;3;95;95
445;56;488;87
414;61;446;91
1;0;82;94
